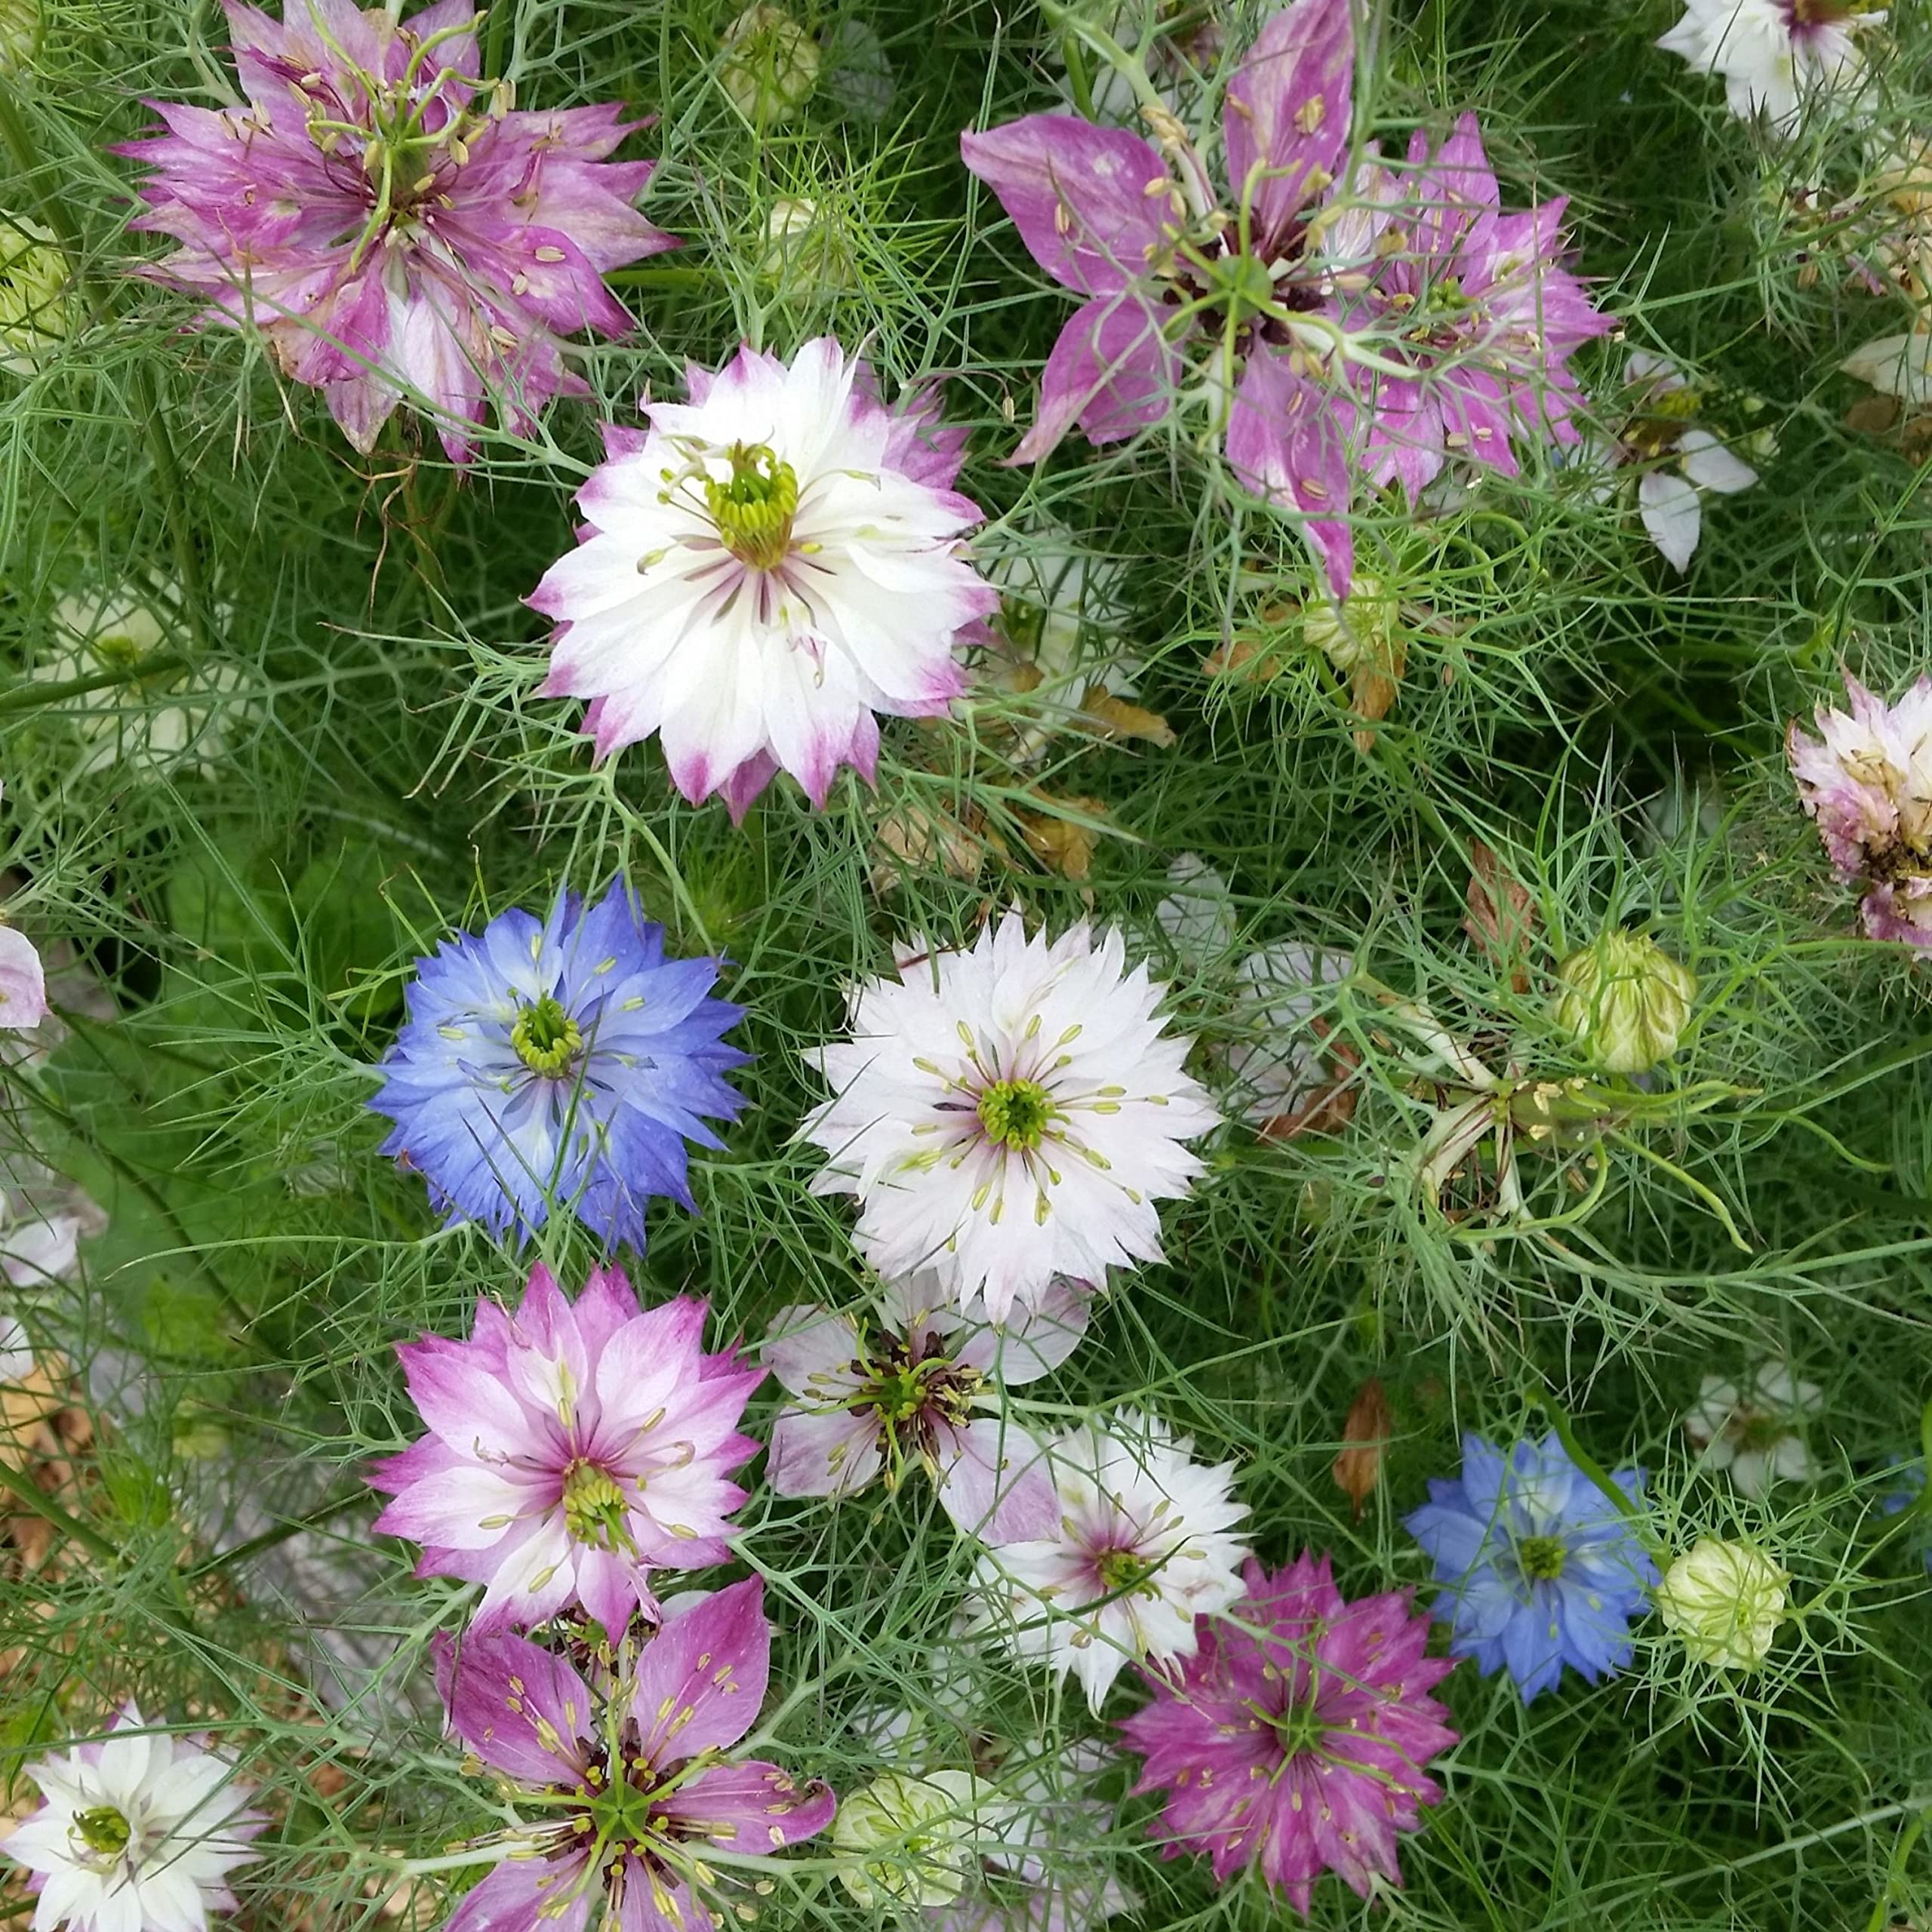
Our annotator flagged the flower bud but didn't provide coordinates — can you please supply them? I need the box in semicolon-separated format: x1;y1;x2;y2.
0;215;72;374
1656;1536;1789;1670
758;197;853;297
1552;928;1695;1074
832;1770;996;1909
720;5;820;122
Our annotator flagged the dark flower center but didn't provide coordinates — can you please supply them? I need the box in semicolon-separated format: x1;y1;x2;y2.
74;1805;131;1857
977;1077;1056;1152
1517;1534;1568;1583
512;995;583;1077
706;443;798;570
1734;1411;1787;1454
561;1460;633;1552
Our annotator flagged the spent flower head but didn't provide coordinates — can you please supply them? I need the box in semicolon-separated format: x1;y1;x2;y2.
1551;928;1697;1075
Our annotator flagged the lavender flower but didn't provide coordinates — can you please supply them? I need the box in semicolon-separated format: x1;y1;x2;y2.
764;1272;1091;1540
119;0;675;460
1404;1432;1657;1701
435;1579;836;1932
960;0;1610;595
368;878;747;1246
1119;1553;1457;1914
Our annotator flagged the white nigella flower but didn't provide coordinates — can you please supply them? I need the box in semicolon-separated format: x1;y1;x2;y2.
800;914;1220;1321
2;1703;266;1931
1155;854;1237;967
1617;352;1759;572
1683;1360;1823;1498
1657;0;1881;130
533;337;996;820
0;1165;106;1287
964;1411;1249;1712
38;587;244;777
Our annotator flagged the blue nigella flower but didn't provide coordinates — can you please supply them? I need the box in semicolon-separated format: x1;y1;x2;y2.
1404;1431;1659;1701
370;879;749;1247
1880;1459;1932;1573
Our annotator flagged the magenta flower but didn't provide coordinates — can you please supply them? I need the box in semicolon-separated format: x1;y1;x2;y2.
435;1578;836;1932
1118;1552;1457;1915
118;0;675;460
764;1272;1091;1540
960;0;1610;594
371;1263;761;1635
1788;671;1932;947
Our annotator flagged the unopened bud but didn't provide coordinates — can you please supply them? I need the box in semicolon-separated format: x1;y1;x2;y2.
1656;1536;1789;1670
1552;927;1694;1074
0;216;72;375
832;1770;995;1909
720;4;820;121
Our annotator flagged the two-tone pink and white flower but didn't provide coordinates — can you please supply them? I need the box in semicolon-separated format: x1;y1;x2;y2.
1787;670;1932;946
764;1272;1092;1540
965;1411;1250;1712
799;915;1220;1321
532;338;997;819
1657;0;1882;131
118;0;675;460
370;1262;760;1635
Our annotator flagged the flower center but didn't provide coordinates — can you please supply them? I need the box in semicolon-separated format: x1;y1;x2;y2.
73;1805;131;1858
1095;1548;1157;1595
511;995;583;1077
706;442;798;571
1734;1411;1786;1454
561;1460;633;1552
977;1077;1056;1152
1787;0;1854;25
1517;1534;1568;1583
1266;1697;1331;1760
1205;248;1278;326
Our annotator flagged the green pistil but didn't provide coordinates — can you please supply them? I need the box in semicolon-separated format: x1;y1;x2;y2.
74;1806;131;1858
706;443;798;570
1517;1534;1568;1583
977;1077;1056;1152
1269;1699;1331;1760
1096;1548;1156;1595
870;1365;927;1426
561;1460;633;1552
512;994;582;1077
1204;249;1277;326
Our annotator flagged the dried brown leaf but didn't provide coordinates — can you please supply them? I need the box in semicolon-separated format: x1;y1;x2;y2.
1332;1377;1392;1521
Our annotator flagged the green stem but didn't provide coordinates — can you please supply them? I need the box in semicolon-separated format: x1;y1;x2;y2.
0;656;189;717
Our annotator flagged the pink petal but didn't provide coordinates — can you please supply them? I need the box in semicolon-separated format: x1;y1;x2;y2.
1223;0;1355;253
628;1577;771;1766
937;1415;1058;1541
0;927;49;1032
1226;345;1358;597
1013;291;1179;465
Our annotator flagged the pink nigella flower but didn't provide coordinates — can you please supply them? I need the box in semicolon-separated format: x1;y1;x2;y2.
531;338;997;818
370;1263;761;1635
764;1272;1093;1540
960;0;1611;595
435;1578;836;1932
1118;1552;1457;1915
1788;671;1932;947
118;0;675;460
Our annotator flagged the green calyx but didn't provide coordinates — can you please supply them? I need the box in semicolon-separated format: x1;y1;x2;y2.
512;994;583;1077
706;442;799;570
977;1077;1056;1153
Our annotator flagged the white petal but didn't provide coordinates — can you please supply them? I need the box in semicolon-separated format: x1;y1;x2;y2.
1678;429;1758;494
1639;469;1703;571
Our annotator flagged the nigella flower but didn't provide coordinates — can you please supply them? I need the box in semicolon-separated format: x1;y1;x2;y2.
435;1578;836;1932
531;337;998;819
1683;1360;1823;1499
1880;1460;1932;1572
371;1263;760;1634
1404;1432;1658;1701
2;1703;266;1932
960;0;1610;595
798;914;1220;1321
368;878;748;1244
0;783;48;1035
1786;671;1932;946
118;0;675;460
764;1272;1092;1540
1657;0;1883;130
965;1411;1250;1712
1119;1553;1457;1914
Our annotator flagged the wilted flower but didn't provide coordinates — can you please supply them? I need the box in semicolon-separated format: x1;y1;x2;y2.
38;586;245;776
1463;839;1538;991
1;1703;266;1932
1657;0;1881;130
0;214;70;373
1611;352;1761;571
1332;1377;1392;1520
1227;941;1359;1137
435;1580;837;1930
764;1272;1090;1540
1684;1361;1823;1498
1303;577;1405;746
368;878;748;1245
1552;928;1696;1074
833;1770;1004;1908
119;0;676;460
965;1411;1249;1712
1120;1552;1457;1913
533;338;994;819
961;0;1611;595
1786;671;1932;946
1656;1536;1789;1669
1156;853;1238;966
799;914;1220;1321
371;1262;760;1633
1406;1432;1658;1700
1842;327;1932;405
720;4;820;121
